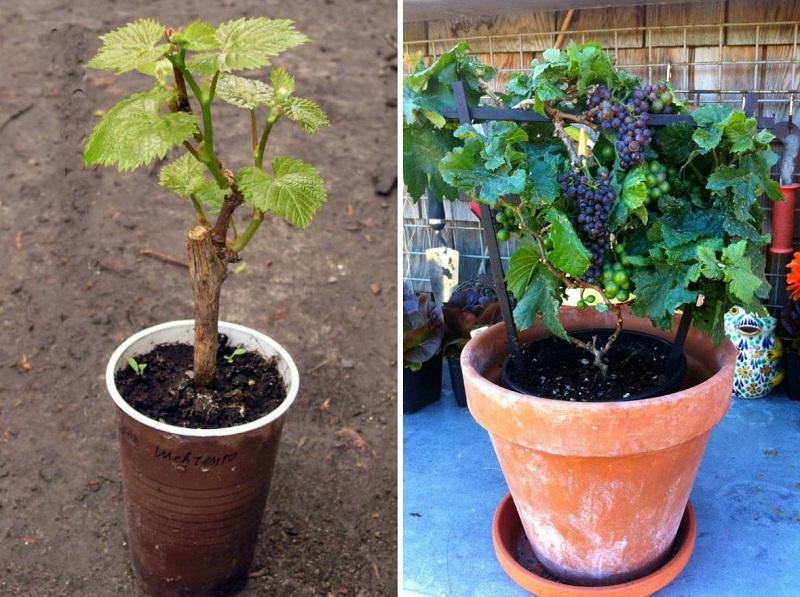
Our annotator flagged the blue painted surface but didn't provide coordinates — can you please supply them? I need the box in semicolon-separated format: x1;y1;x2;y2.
403;380;800;596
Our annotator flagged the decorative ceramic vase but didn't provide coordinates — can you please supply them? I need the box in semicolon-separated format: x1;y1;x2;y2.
723;306;783;399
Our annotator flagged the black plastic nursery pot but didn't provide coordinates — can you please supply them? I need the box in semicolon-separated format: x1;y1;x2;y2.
106;320;299;597
501;328;688;402
447;356;468;407
403;354;443;414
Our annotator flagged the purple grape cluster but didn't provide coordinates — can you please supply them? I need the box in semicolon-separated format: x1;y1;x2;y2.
557;168;615;284
589;82;673;170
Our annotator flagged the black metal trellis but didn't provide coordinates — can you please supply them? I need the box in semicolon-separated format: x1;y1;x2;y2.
446;79;773;367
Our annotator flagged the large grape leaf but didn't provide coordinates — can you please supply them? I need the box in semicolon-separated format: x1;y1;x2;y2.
403;42;496;125
438;122;528;204
236;157;327;228
84;87;198;171
544;208;590;278
721;240;763;308
505;244;539;299
565;42;617;92
630;267;698;329
187;18;308;74
512;265;567;339
86;19;168;74
403;126;459;201
609;165;649;231
657;123;695;165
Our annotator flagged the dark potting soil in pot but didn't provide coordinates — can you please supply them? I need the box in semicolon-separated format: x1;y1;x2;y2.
115;334;286;429
504;330;681;402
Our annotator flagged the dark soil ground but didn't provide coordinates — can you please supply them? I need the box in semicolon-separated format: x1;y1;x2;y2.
0;1;397;595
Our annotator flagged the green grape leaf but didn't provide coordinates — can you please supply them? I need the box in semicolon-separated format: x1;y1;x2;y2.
513;265;567;339
403;42;496;126
158;153;207;196
691;127;723;153
721;240;763;307
274;96;329;134
236;158;327;228
505;244;539;300
544;208;591;278
84;87;198;171
158;154;227;211
657;123;695;165
630;267;698;329
723;112;758;153
215;74;272;109
86;19;168;74
438;122;528;205
691;104;734;129
402;126;459;201
565;42;616;92
171;20;219;51
188;18;308;74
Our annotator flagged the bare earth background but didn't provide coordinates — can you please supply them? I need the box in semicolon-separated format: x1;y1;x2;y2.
0;0;397;595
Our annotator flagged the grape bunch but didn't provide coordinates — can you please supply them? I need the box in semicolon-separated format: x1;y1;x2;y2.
601;243;635;302
643;160;672;204
494;203;519;242
558;168;616;284
590;85;651;170
643;160;703;204
589;82;675;171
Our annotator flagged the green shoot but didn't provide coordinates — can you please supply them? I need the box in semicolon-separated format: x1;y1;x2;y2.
127;357;147;376
224;347;247;364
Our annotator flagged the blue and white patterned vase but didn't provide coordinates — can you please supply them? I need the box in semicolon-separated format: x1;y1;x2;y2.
723;306;784;399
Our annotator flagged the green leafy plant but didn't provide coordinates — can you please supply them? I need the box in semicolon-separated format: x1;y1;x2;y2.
404;42;779;372
224;347;247;364
84;18;328;386
127;357;147;376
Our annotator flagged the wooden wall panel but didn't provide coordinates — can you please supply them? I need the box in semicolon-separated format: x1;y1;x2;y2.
560;6;644;49
645;1;725;46
425;13;555;52
728;0;800;45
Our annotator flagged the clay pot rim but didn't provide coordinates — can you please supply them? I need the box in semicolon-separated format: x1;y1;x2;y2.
780;182;800;190
106;320;299;438
462;322;735;415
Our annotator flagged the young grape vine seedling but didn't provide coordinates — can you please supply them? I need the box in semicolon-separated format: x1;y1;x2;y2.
84;18;329;394
127;357;147;376
224;347;247;364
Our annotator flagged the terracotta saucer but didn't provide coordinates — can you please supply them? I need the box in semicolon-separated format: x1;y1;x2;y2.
492;493;697;597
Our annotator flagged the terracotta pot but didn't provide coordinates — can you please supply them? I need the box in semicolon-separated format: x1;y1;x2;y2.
461;307;736;586
770;183;799;254
106;320;299;597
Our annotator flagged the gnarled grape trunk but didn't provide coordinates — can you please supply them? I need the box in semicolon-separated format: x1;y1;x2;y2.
187;225;227;387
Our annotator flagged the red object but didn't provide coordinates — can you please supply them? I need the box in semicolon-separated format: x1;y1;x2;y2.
469;200;481;219
492;493;697;596
770;183;800;254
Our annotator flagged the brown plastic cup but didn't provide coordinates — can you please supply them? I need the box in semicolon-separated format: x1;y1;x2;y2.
106;320;299;597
